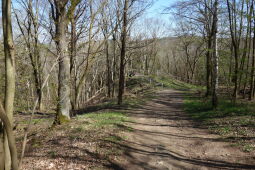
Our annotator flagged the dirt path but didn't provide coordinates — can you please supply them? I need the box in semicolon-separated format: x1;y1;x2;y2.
118;89;255;170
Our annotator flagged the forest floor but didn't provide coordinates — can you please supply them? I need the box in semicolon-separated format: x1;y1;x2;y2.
15;76;255;170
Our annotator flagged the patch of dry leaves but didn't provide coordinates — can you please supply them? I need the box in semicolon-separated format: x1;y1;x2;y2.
14;113;124;170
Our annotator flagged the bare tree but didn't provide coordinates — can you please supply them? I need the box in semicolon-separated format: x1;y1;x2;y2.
226;0;245;103
118;0;129;105
48;0;81;124
117;0;152;104
14;0;45;111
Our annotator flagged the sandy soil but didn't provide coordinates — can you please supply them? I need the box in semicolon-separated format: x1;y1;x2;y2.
118;89;255;170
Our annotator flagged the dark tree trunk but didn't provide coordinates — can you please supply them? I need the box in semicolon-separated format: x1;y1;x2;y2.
249;18;255;100
205;37;212;97
118;0;129;105
106;40;112;97
112;35;117;98
212;0;218;108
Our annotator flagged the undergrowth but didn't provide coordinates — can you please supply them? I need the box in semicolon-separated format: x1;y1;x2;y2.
154;75;204;91
78;112;128;128
185;96;255;152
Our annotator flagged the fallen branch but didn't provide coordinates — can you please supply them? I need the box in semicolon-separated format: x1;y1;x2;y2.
84;87;105;105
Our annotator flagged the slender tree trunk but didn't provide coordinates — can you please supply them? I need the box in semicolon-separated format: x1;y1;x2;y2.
31;58;43;111
204;0;212;97
206;37;212;97
227;0;244;103
15;0;44;111
145;55;149;75
2;0;18;169
242;1;253;98
232;47;239;102
249;19;255;100
0;123;4;170
118;0;129;105
32;0;43;111
229;45;233;84
74;2;94;109
112;36;117;97
238;7;250;93
105;40;112;97
212;0;218;108
70;17;78;111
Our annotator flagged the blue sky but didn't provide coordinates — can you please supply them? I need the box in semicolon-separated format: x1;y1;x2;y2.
145;0;178;22
131;0;178;37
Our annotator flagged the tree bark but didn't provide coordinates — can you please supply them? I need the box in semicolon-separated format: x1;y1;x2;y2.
112;32;117;98
118;0;129;105
212;0;219;108
70;17;78;111
204;0;212;97
2;0;18;169
105;40;112;97
0;124;4;170
0;102;18;170
249;16;255;100
205;36;212;96
52;1;71;124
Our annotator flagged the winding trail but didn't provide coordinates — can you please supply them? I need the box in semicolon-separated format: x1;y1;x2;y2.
118;89;255;170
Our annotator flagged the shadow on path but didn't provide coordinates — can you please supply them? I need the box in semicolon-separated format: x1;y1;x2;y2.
114;89;255;170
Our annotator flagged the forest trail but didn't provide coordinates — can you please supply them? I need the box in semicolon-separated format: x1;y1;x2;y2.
118;89;255;170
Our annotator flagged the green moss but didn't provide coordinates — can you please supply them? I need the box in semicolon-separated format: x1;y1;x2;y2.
58;114;70;124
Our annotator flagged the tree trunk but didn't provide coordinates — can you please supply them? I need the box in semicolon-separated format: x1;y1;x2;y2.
112;35;117;98
249;19;255;100
2;0;18;169
53;1;71;124
105;40;112;97
0;124;4;170
118;0;129;105
205;37;212;97
0;102;18;170
232;47;239;102
226;0;244;103
145;55;149;75
242;3;253;98
32;0;43;111
70;17;78;111
212;0;218;108
204;0;212;97
31;57;43;111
